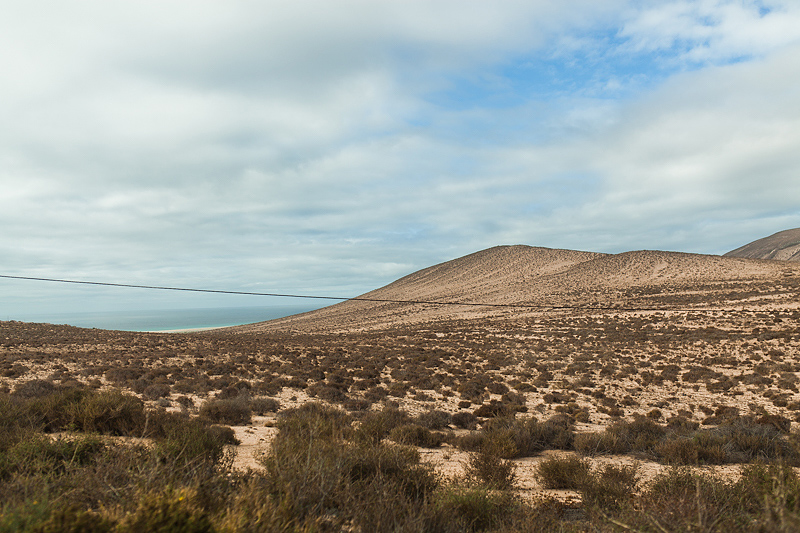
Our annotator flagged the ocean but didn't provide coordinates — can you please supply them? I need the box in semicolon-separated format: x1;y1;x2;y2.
9;304;327;332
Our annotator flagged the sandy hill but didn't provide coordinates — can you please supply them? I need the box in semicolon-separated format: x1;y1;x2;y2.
232;245;800;333
724;228;800;261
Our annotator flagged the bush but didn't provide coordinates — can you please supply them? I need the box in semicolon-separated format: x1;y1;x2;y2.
143;383;171;400
249;397;280;416
580;463;640;510
430;488;519;531
71;390;148;435
474;415;574;458
116;489;213;533
534;455;591;490
154;416;237;466
352;406;409;446
11;379;58;399
198;397;251;426
389;424;444;448
464;448;517;491
417;409;452;430
452;411;478;430
260;404;438;529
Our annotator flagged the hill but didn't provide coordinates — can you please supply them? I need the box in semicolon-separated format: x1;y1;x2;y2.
724;228;800;261
233;244;800;332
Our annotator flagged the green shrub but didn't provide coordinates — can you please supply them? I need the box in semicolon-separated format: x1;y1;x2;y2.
117;489;213;533
430;488;519;532
30;506;113;533
0;433;105;479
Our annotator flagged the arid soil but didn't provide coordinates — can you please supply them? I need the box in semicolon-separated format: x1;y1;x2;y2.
233;246;800;332
3;247;800;502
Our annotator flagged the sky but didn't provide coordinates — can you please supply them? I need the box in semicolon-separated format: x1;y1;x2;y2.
2;0;800;318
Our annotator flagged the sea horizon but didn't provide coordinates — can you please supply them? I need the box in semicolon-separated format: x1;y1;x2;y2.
2;304;327;332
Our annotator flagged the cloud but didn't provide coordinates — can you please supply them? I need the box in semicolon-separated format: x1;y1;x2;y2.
1;1;800;316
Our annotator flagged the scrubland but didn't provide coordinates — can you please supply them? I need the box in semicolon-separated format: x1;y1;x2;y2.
3;299;800;531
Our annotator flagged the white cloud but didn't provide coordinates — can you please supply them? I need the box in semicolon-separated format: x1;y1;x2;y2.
618;0;800;63
1;1;799;316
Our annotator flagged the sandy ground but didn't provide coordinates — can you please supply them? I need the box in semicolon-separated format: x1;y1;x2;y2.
4;248;800;504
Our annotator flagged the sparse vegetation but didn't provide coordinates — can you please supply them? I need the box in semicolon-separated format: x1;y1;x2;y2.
3;278;800;531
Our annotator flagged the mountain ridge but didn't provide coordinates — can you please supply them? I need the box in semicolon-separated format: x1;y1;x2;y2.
725;228;800;261
229;244;800;333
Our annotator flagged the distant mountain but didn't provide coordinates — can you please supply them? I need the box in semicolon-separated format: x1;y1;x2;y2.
724;228;800;261
230;244;800;333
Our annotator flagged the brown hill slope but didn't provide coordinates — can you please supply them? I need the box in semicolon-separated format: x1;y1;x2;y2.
725;228;800;261
232;245;800;333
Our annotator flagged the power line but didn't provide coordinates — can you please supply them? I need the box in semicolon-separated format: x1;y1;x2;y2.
0;273;637;311
0;273;776;313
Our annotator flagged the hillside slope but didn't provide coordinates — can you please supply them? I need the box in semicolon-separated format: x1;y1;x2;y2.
232;245;800;333
725;228;800;261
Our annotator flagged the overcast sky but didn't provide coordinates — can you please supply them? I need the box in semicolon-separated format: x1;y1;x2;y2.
2;0;800;317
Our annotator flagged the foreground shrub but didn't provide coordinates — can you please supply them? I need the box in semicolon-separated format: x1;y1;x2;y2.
429;488;520;532
116;488;214;533
580;462;640;510
260;403;439;530
464;447;517;490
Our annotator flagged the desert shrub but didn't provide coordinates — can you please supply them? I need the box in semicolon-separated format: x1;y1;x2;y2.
343;398;372;411
534;455;591;490
0;433;106;479
152;414;237;466
351;406;409;446
249;396;280;415
177;395;195;409
452;411;478;430
277;402;352;442
474;400;511;418
580;463;640;510
757;414;792;433
614;468;748;531
417;409;452;430
198;396;251;426
429;487;520;532
260;404;438;529
477;415;574;458
116;489;213;533
487;381;509;395
143;383;171;400
464;447;517;490
72;390;148;435
389;424;444;448
575;416;665;456
30;506;114;533
11;379;58;399
12;387;147;436
313;385;348;403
